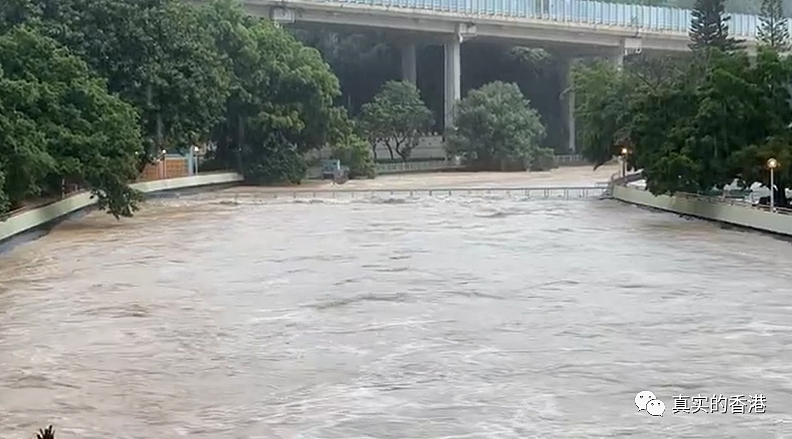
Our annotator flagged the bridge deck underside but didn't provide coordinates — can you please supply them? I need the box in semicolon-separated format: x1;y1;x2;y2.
288;19;631;56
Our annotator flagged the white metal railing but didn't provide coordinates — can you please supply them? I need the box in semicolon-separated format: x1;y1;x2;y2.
673;191;792;215
554;154;588;165
375;160;461;174
240;185;610;199
376;156;589;174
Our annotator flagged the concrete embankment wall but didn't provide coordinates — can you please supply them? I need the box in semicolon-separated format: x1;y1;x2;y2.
611;184;792;236
0;173;243;248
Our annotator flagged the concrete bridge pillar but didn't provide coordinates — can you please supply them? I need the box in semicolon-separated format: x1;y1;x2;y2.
610;51;624;70
444;37;461;131
561;58;576;153
401;43;417;85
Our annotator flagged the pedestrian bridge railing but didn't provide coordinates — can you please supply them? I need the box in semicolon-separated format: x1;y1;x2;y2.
554;154;589;166
673;191;792;216
375;156;590;174
242;185;611;200
284;0;769;38
375;160;462;174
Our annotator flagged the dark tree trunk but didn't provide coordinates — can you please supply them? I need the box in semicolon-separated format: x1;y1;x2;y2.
237;114;245;151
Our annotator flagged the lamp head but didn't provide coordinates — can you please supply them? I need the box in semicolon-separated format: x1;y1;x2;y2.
767;158;779;169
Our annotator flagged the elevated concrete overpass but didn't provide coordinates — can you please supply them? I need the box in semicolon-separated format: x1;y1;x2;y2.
235;0;770;148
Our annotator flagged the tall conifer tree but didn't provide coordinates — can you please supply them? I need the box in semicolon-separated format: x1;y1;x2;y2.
689;0;742;51
758;0;789;51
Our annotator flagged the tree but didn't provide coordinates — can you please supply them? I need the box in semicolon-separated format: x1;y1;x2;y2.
359;80;433;162
689;0;742;51
0;27;143;218
571;59;636;168
328;108;375;179
0;171;9;219
198;3;341;184
0;0;37;33
758;0;790;50
574;44;792;205
628;49;792;199
199;0;259;170
628;62;709;195
727;48;792;206
460;43;566;152
446;81;547;171
30;0;231;157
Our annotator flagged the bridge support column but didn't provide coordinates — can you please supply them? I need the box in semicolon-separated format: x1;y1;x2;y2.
561;58;576;154
610;51;624;70
444;38;461;131
401;43;417;85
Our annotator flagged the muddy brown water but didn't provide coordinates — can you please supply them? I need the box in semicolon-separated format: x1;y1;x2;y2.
1;181;792;438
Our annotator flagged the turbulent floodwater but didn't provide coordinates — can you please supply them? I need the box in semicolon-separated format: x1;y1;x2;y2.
2;191;792;439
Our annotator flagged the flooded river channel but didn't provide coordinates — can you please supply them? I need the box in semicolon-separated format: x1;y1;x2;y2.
2;187;792;438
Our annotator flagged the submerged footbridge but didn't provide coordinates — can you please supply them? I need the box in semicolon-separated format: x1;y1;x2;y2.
235;0;767;149
231;185;612;200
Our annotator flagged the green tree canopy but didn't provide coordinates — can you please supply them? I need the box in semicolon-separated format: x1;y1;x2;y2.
359;80;433;162
328;108;376;179
0;26;142;218
198;2;341;184
23;0;231;156
574;44;792;206
0;0;359;220
446;81;547;171
632;49;792;201
571;59;638;169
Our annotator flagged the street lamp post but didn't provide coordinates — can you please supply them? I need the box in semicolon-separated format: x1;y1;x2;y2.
767;158;779;212
620;147;629;178
160;149;168;180
193;146;200;175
